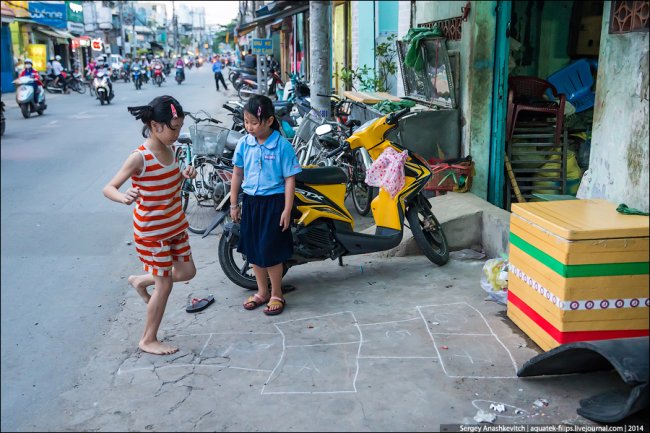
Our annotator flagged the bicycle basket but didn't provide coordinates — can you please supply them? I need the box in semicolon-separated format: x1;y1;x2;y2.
295;113;325;143
190;124;231;156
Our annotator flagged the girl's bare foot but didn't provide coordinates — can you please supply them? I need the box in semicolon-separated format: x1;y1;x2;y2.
139;339;179;355
128;275;151;304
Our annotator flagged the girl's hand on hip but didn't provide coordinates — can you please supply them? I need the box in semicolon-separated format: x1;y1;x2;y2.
122;187;140;205
279;210;291;232
182;165;197;179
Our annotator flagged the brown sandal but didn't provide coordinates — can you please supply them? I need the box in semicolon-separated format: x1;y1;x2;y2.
243;293;268;310
263;296;285;316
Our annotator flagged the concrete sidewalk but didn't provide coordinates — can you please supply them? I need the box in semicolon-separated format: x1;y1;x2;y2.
51;203;638;431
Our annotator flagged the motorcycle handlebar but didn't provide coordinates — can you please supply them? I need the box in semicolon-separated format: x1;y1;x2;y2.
385;107;411;125
324;142;348;159
222;104;238;114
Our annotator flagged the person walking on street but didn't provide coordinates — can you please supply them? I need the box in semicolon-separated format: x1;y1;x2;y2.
102;95;197;355
212;54;228;91
230;95;302;315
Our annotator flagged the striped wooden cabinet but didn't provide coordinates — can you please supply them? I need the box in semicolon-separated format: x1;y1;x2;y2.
506;199;649;351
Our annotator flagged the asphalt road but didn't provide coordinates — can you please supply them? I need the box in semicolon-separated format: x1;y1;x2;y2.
0;66;242;431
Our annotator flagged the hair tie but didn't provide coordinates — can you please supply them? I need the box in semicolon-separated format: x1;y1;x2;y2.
170;104;178;118
257;106;262;119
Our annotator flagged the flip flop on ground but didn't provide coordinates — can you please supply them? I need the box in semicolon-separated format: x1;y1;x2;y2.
264;296;285;316
186;295;215;313
243;293;269;310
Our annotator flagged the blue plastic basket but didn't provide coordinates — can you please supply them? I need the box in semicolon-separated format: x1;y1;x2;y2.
546;59;598;113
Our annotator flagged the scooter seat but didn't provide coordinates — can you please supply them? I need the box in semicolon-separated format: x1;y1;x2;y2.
296;167;347;185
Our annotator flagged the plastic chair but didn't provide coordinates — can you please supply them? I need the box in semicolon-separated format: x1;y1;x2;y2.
507;76;566;145
546;59;598;113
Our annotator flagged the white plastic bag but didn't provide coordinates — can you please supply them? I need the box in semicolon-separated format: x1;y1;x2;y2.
365;147;409;198
481;258;509;305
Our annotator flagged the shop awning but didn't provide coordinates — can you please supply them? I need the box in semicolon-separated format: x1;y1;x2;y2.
236;1;309;37
34;26;72;43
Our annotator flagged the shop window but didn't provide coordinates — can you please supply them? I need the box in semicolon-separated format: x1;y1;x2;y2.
609;1;649;33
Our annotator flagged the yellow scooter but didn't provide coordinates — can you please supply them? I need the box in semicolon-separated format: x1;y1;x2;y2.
213;107;449;289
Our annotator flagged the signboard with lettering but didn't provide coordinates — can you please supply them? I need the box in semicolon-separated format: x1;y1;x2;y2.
66;1;84;23
28;1;67;29
27;44;47;72
251;38;273;55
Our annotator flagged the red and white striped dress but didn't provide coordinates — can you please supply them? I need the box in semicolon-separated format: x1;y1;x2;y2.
131;144;188;241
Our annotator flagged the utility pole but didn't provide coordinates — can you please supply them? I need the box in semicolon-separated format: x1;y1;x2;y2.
131;1;136;58
119;1;126;56
310;1;332;118
172;0;179;56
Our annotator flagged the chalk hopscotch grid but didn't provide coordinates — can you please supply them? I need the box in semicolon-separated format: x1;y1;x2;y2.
417;302;519;379
117;303;520;389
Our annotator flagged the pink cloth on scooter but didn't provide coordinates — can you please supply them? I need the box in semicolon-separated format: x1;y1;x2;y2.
365;147;409;198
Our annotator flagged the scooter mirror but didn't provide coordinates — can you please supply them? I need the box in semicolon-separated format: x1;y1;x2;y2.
315;124;332;136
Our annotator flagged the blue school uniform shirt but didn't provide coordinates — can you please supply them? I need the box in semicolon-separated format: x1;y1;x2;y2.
212;61;223;73
233;130;302;196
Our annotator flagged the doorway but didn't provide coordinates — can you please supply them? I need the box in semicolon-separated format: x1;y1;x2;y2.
501;0;602;209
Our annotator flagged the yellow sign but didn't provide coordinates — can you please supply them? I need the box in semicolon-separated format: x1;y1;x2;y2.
27;44;47;72
226;32;229;44
4;0;31;18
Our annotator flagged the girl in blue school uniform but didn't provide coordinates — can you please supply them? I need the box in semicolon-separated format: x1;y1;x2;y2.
230;95;302;315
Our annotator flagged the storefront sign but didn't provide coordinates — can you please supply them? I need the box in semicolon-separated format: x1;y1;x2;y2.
66;1;83;23
27;44;47;72
67;21;84;35
4;1;30;18
91;38;103;51
28;1;67;29
251;38;273;55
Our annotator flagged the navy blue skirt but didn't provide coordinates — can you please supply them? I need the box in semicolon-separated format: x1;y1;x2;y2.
237;193;293;267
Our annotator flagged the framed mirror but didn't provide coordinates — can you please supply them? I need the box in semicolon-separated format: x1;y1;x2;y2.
421;38;457;109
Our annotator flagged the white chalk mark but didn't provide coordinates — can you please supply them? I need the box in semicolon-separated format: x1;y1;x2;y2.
358;317;420;326
117;364;272;374
199;334;213;357
285;341;359;348
358;356;438;359
261;311;361;395
417;302;519;379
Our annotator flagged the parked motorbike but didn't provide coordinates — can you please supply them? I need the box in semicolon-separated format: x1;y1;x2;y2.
175;66;185;85
14;76;47;118
93;69;113;105
228;66;257;88
238;68;284;101
152;65;164;87
1;100;6;136
205;107;450;289
132;64;143;90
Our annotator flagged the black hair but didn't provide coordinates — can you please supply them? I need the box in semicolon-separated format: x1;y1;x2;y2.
127;95;185;138
243;95;280;131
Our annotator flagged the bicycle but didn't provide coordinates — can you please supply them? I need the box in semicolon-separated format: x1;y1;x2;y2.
175;110;235;234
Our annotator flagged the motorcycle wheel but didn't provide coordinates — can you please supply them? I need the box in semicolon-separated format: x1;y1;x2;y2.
238;84;254;101
100;98;105;106
20;104;30;119
406;203;449;266
218;231;288;290
75;82;87;94
350;149;375;217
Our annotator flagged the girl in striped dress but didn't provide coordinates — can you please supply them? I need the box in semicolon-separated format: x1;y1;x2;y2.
103;95;197;355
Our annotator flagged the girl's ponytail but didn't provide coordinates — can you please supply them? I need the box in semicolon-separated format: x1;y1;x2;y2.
127;96;184;138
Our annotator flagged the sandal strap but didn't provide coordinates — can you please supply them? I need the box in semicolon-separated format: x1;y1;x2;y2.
269;296;285;303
